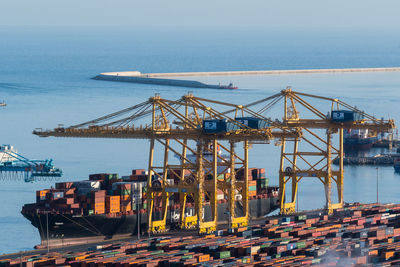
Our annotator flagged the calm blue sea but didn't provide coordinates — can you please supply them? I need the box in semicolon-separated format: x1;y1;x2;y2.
0;26;400;254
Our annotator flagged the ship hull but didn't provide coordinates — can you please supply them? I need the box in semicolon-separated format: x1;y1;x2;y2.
22;197;278;246
344;137;377;150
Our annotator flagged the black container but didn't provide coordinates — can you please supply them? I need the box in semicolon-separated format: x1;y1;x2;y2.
235;117;270;129
331;110;364;122
203;119;239;134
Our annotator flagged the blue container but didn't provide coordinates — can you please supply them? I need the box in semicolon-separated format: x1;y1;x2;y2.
331;110;364;122
235;117;270;129
203;119;239;133
287;243;297;250
52;191;64;199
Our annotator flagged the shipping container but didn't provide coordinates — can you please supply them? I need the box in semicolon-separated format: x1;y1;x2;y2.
202;119;239;134
235;117;270;129
331;110;364;122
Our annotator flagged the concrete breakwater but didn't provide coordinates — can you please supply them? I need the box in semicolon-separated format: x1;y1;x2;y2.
97;67;400;78
93;73;223;89
93;67;400;89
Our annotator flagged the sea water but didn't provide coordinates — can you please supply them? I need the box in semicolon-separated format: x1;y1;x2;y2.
0;26;400;254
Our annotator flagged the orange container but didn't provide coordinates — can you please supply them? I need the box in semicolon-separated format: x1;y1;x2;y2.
383;251;394;260
37;190;49;198
198;254;210;262
94;202;105;214
249;180;257;186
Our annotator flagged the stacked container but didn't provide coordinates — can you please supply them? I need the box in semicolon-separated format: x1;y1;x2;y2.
105;195;120;213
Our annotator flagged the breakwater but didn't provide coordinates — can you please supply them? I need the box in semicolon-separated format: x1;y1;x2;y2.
92;73;223;89
97;67;400;78
93;67;400;89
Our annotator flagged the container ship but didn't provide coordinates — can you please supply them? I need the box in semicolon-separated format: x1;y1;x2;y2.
344;129;379;150
21;166;279;247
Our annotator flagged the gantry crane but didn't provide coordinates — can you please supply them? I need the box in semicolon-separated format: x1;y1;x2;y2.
238;88;395;214
0;144;62;182
33;89;394;231
33;93;299;234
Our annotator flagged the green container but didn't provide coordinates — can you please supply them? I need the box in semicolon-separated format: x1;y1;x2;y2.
261;243;272;248
216;251;231;259
150;250;164;255
296;241;306;249
181;255;193;260
296;214;307;221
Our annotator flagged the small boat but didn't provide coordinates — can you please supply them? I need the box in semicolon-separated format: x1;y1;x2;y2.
0;101;6;107
218;83;238;90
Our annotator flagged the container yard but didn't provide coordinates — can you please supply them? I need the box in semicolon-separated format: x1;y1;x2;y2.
4;202;400;266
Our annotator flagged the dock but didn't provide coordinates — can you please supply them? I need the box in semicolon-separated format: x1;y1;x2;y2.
373;139;400;148
333;153;400;165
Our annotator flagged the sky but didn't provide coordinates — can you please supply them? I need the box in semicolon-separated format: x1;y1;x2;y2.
1;0;399;29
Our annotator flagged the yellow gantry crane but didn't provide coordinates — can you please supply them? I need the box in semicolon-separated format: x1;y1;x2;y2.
239;88;395;214
33;89;394;233
33;93;299;234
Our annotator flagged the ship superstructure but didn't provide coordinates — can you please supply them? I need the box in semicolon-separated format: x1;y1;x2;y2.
344;129;379;150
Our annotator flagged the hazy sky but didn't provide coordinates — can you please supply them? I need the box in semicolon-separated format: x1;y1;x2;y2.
1;0;399;29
